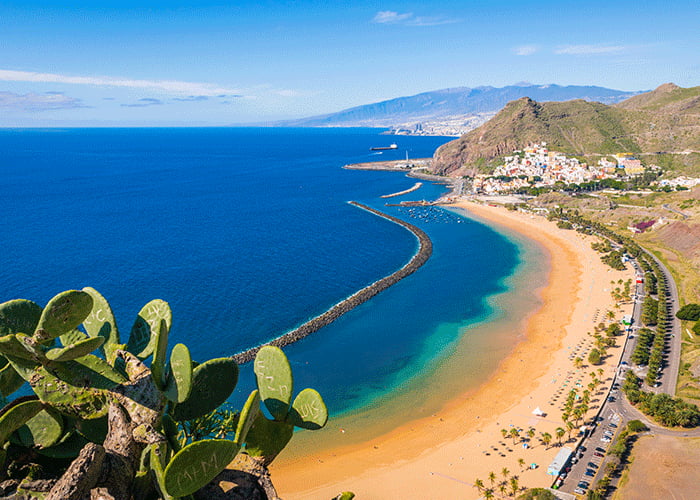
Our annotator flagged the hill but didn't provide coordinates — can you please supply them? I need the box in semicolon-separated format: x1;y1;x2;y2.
275;84;639;128
432;83;700;176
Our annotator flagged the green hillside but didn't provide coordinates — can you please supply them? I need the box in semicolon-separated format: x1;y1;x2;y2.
432;84;700;177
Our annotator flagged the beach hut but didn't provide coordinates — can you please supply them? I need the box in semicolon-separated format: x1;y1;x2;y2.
532;407;545;417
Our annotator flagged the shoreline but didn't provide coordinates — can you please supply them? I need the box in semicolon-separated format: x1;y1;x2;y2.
231;202;432;364
271;200;633;499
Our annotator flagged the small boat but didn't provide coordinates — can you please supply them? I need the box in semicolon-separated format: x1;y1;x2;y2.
370;144;398;151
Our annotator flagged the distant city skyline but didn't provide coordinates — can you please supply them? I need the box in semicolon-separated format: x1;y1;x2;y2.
1;0;698;126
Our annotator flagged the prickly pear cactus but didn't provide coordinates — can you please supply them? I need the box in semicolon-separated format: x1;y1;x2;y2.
162;343;192;404
254;345;293;420
288;388;328;430
234;389;260;446
163;439;241;497
34;290;93;342
45;336;106;362
171;357;238;421
127;299;172;359
245;346;328;466
0;399;43;444
0;299;42;336
81;287;120;358
16;406;64;448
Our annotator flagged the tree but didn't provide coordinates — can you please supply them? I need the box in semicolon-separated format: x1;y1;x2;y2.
588;348;603;365
488;471;497;488
501;467;510;481
540;432;552;449
676;303;700;321
501;428;509;440
518;458;526;471
555;427;566;445
574;357;584;369
566;420;575;441
473;478;485;494
510;476;520;497
510;427;521;444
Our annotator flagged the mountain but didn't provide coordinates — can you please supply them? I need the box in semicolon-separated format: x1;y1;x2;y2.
431;83;700;176
276;84;640;128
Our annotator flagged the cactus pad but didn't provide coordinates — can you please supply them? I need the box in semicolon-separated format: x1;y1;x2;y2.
253;345;293;421
234;389;260;446
35;290;93;341
60;328;87;347
0;399;43;444
150;319;170;390
0;299;42;336
30;366;110;419
163;439;241;497
16;406;64;448
82;287;120;356
0;360;24;397
127;299;172;359
244;412;294;464
171;357;238;421
162;343;192;403
288;388;328;430
46;336;106;362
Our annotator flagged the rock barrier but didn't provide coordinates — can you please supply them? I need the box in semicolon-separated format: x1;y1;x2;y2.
231;201;433;364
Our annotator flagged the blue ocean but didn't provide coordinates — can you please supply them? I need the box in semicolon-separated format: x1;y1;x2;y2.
0;127;534;429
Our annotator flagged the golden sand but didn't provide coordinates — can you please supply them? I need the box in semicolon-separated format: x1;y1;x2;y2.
271;201;634;499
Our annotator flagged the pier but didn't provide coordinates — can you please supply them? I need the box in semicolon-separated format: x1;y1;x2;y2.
231;201;433;364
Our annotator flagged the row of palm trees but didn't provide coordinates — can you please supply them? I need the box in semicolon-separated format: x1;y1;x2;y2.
473;468;521;499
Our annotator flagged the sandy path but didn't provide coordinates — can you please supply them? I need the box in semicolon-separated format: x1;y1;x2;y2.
271;201;633;499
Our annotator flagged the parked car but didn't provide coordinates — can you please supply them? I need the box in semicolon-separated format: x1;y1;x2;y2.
609;423;618;428
577;481;590;489
585;469;596;477
574;488;586;495
588;462;599;469
601;437;612;443
593;451;604;458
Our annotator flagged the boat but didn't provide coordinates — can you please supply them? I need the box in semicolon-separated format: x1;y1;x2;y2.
370;144;398;151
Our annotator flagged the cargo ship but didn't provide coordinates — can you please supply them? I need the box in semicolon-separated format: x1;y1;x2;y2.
370;144;398;151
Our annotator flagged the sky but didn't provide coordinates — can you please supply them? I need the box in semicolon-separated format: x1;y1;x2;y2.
1;0;698;126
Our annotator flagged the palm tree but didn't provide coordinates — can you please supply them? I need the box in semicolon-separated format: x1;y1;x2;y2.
527;427;536;440
500;428;508;440
498;483;507;498
501;467;510;481
488;471;497;488
518;458;525;471
574;357;583;369
509;477;519;497
509;427;520;445
473;478;484;494
484;488;495;500
541;432;552;449
566;420;575;441
555;427;566;445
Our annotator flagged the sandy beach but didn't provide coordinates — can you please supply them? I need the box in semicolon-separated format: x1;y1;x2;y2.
271;200;633;499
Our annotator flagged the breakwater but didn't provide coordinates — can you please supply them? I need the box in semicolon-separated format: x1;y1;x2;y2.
380;182;422;199
231;201;433;364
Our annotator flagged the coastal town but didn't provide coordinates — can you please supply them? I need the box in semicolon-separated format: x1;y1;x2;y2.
472;143;651;195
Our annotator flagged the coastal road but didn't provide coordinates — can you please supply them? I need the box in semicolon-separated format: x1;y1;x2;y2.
643;250;681;396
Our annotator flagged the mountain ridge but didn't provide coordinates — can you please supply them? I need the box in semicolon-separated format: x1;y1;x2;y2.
271;84;641;129
431;83;700;176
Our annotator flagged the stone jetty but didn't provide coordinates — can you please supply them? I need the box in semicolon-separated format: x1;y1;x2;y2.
231;201;433;364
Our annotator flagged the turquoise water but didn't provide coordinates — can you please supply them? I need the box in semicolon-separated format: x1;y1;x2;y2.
0;127;523;419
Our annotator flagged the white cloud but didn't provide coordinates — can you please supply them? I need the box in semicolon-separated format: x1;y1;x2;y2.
514;45;539;56
0;69;240;96
372;11;459;26
0;91;86;111
554;44;627;55
372;11;413;24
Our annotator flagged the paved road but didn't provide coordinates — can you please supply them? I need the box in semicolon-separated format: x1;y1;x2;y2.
556;251;685;497
643;249;682;396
